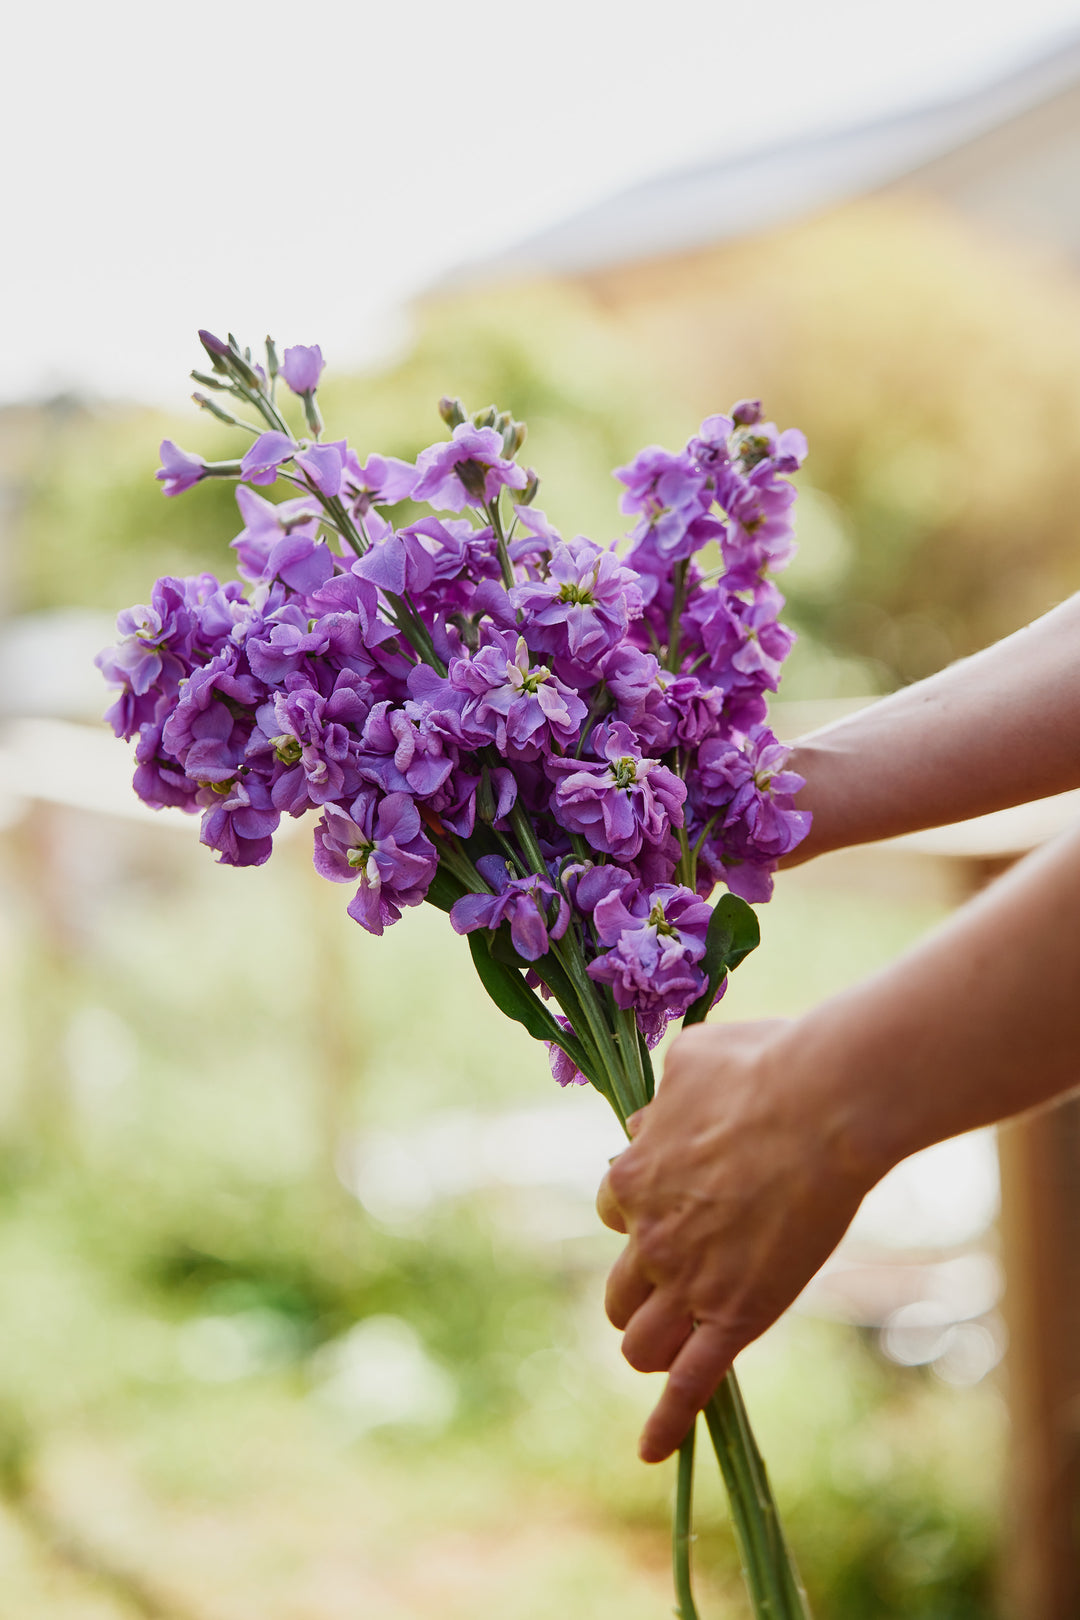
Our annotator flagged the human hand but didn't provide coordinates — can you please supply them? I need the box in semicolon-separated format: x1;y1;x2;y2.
596;1018;873;1462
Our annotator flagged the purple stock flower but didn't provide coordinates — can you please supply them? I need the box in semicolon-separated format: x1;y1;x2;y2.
411;423;528;512
450;854;569;962
584;873;712;1024
161;643;264;769
198;773;280;867
732;419;807;477
113;361;811;1065
442;631;588;760
549;721;685;861
356;700;456;799
719;467;799;578
294;441;343;499
97;573;250;739
687;414;734;477
156;441;208;497
251;672;370;815
510;538;643;670
280;343;325;395
615;445;720;561
230;486;325;583
686;580;795;696
240;431;297;486
131;722;200;812
691;725;811;900
344;452;418;514
313;789;437;934
547;1014;588;1087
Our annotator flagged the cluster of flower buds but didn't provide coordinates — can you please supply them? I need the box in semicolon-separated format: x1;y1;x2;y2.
99;333;809;1090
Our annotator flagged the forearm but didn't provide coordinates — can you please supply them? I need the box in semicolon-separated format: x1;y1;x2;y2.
783;594;1080;863
791;820;1080;1183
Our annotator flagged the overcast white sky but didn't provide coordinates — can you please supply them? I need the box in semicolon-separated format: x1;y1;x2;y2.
4;0;1080;407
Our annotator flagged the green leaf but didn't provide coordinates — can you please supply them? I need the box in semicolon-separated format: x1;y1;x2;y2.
683;893;761;1027
466;932;596;1081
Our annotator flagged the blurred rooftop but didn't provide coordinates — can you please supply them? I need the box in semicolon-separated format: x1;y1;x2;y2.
457;26;1080;280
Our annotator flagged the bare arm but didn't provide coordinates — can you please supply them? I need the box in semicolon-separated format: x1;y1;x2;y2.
598;820;1080;1462
785;593;1080;864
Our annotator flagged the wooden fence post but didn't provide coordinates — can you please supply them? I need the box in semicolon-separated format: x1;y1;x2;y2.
998;1096;1080;1619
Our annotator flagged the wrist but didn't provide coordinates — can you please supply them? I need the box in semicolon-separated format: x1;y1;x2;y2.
779;739;847;867
771;987;917;1200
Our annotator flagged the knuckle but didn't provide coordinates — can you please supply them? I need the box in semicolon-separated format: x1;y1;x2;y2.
635;1226;673;1274
605;1152;639;1206
665;1367;711;1405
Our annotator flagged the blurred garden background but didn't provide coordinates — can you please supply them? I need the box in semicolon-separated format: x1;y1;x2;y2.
5;5;1080;1616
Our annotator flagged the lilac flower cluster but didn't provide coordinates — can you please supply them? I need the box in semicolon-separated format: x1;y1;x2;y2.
100;333;809;1087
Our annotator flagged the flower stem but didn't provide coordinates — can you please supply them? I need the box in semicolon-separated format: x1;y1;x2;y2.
674;1420;703;1620
486;495;515;589
703;1373;811;1618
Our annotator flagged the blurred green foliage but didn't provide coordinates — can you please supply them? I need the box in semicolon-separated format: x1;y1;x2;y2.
0;808;1002;1616
11;192;1080;701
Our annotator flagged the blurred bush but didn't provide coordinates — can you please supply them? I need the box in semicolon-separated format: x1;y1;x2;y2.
9;192;1080;701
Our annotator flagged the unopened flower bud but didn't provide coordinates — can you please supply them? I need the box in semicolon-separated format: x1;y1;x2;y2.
732;398;763;427
472;405;497;429
438;396;467;428
199;328;260;390
226;333;261;389
265;336;280;379
192;392;245;428
502;418;527;457
269;734;303;766
198;329;231;367
519;468;540;506
190;368;230;392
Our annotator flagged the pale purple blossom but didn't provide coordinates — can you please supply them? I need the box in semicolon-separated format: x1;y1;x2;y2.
411;423;528;512
280;343;325;395
313;790;437;933
156;440;208;497
549;721;685;861
198;773;280;867
240;431;297;486
586;877;712;1024
444;631;588;760
344;452;418;514
295;441;343;499
693;725;811;861
615;445;719;560
450;855;569;962
510;539;643;670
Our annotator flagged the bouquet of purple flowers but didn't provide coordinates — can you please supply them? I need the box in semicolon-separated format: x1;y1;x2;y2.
99;330;812;1619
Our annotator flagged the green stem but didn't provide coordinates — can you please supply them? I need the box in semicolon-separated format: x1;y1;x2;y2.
487;495;515;588
613;1004;650;1115
674;1421;702;1620
666;559;689;671
703;1374;811;1618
